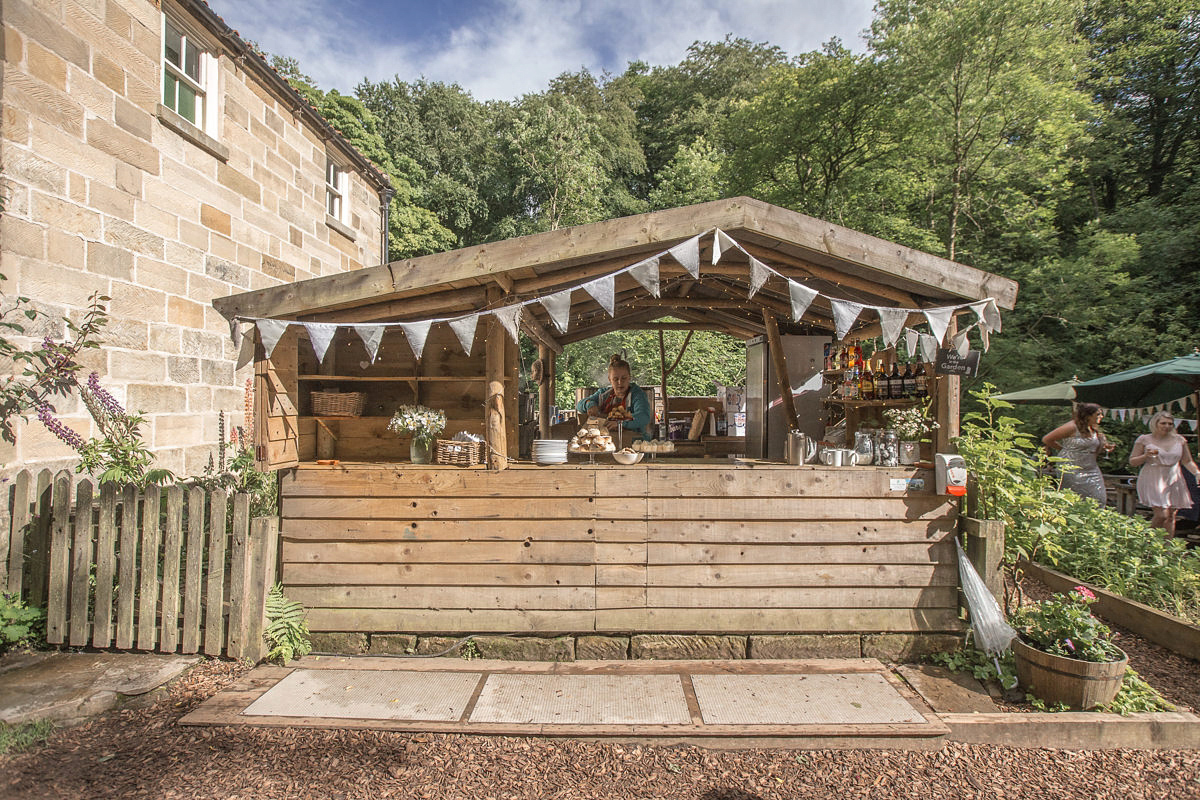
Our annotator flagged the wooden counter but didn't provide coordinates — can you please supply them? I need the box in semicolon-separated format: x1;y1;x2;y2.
279;462;962;637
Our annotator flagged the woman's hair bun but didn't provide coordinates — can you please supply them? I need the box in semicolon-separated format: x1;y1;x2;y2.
608;353;630;372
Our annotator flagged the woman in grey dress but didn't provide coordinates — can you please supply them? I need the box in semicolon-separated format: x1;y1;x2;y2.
1042;402;1114;504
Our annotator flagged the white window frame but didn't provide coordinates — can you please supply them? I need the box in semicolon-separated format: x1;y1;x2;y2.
161;11;219;136
326;157;350;224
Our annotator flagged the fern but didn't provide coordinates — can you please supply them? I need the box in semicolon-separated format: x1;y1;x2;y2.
263;583;311;664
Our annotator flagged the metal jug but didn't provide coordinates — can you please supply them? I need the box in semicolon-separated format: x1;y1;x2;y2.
786;430;818;465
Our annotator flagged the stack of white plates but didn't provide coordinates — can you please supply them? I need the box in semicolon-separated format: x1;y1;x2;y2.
532;439;568;465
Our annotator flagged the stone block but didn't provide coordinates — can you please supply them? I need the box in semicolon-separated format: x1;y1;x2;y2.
179;220;210;252
205;255;249;288
181;329;226;359
126;384;188;414
89;182;135;219
289;226;303;248
6;1;89;69
368;634;418;656
2;216;46;259
149;324;180;353
261;253;295;282
110;351;165;383
100;318;149;350
167;296;205;329
152;412;202;445
3;103;31;146
46;229;85;269
475;636;574;662
4;148;66;196
135;257;188;295
225;97;249;129
6;71;84;138
86;118;160;175
576;635;630;660
415;636;474;658
862;633;965;663
309;632;368;655
631;635;747;660
83;241;132;282
104;2;132;39
27;40;67;91
748;635;862;659
34;192;102;240
104;218;164;259
187;386;214;413
200;204;232;237
114;162;142;198
168;356;201;384
216;162;260;204
135;201;179;242
201;358;235;387
109;282;166;322
92;52;125;94
4;24;24;63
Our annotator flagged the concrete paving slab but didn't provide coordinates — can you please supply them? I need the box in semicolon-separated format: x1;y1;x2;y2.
896;665;997;714
243;669;482;722
0;652;200;725
691;673;928;726
469;674;692;725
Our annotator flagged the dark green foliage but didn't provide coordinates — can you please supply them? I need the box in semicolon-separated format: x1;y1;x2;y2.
0;593;44;653
264;583;312;664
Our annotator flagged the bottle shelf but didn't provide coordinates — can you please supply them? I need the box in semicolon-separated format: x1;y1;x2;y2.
825;398;923;407
299;374;489;382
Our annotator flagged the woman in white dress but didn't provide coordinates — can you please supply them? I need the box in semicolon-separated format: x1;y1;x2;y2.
1043;402;1113;504
1129;411;1200;535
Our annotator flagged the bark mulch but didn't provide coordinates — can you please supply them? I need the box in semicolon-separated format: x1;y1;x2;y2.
2;657;1199;800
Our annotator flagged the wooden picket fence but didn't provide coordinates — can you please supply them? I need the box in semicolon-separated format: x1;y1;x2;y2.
1;469;278;660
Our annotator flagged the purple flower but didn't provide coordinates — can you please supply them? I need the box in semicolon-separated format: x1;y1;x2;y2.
36;403;85;451
87;372;124;417
1064;639;1075;652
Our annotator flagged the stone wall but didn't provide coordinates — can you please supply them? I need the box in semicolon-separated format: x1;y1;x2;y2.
0;0;386;477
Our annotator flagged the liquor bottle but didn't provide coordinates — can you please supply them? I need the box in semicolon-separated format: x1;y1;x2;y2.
854;340;864;369
876;360;889;401
915;362;928;398
843;366;859;400
886;361;901;400
903;361;918;398
860;360;875;401
839;342;849;370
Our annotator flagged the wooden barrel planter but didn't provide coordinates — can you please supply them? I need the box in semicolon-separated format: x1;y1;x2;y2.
1012;638;1128;710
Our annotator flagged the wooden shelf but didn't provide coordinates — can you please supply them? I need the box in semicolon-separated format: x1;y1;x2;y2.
825;398;923;407
299;375;488;382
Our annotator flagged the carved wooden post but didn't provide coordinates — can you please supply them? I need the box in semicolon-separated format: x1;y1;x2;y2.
762;311;799;431
486;315;508;470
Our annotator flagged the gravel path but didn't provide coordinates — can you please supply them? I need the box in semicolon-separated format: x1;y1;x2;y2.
3;659;1199;800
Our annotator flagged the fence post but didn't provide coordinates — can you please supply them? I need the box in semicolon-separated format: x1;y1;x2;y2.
92;483;119;648
27;469;52;607
136;488;163;651
45;471;74;644
115;485;139;649
159;486;184;653
0;476;12;593
204;490;229;657
226;493;252;659
69;480;95;647
242;516;279;663
5;470;30;597
182;487;206;654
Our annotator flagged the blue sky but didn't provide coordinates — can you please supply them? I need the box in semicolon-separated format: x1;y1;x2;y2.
207;0;875;101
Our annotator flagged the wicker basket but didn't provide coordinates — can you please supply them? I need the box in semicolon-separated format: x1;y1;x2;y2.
311;390;365;417
435;438;485;466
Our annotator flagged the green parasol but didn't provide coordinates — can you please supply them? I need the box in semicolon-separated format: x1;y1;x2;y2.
993;377;1081;406
1073;353;1200;409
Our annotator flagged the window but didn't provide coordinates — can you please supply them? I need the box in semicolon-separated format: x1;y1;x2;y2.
161;14;218;135
326;158;348;222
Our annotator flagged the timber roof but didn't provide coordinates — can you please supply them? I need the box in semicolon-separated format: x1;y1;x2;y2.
212;197;1018;349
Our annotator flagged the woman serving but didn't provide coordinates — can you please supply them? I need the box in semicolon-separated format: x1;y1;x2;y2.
1129;411;1200;536
575;354;653;439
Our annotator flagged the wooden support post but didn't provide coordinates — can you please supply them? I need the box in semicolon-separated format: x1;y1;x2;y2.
936;318;960;453
538;343;552;439
963;517;1006;603
762;311;799;431
485;316;508;470
506;332;519;459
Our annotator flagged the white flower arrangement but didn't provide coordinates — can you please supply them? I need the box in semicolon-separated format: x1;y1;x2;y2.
884;405;939;441
387;405;446;447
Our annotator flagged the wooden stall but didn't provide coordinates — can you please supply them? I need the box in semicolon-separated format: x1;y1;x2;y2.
214;197;1018;645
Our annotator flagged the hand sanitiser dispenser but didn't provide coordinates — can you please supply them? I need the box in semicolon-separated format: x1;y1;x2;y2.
935;453;968;496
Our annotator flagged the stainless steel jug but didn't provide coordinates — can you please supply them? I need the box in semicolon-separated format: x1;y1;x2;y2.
786;430;818;465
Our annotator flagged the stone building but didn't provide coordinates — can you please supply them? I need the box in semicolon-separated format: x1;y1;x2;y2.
0;0;392;476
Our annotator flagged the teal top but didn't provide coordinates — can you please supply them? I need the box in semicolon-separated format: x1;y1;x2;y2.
575;383;653;437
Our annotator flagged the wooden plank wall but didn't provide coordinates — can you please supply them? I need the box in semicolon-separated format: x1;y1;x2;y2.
3;471;277;659
281;464;962;635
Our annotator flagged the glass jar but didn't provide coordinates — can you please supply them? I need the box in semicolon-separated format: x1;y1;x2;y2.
877;429;899;467
853;430;874;466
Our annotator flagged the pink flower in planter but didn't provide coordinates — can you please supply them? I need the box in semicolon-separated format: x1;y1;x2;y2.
1064;638;1075;652
1073;586;1097;602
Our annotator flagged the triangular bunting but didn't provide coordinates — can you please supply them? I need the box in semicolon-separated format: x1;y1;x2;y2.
582;274;615;317
400;320;432;360
256;318;290;359
748;257;770;299
919;333;939;364
628;256;661;298
923;307;955;345
984;298;1002;333
787;281;819;322
302;322;337;365
954;331;971;357
492;305;523;343
353;325;385;364
668;235;701;278
905;328;919;360
877;308;908;349
230;318;245;349
830;299;864;341
712;229;738;265
539;290;573;334
449;314;480;356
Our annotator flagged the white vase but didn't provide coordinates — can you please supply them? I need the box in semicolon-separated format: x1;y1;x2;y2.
899;440;919;465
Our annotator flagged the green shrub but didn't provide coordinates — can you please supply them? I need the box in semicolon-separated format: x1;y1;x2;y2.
0;593;44;652
263;583;311;664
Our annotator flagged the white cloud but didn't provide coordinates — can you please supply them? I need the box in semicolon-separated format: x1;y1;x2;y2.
209;0;874;101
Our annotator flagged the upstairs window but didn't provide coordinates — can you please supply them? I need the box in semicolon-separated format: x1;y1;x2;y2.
326;158;348;222
162;14;218;134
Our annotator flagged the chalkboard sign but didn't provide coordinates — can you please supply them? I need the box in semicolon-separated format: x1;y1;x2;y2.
934;347;980;377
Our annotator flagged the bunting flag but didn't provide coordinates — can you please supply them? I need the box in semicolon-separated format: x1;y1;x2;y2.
668;235;701;278
235;332;256;370
953;330;971;357
399;320;432;360
256;318;290;359
905;328;919;360
919;333;939;364
539;290;573;334
923;307;955;346
877;308;908;349
449;314;480;356
491;304;523;343
628;256;661;298
712;229;738;264
978;323;991;353
582;274;615;317
303;322;338;364
788;281;819;322
230;318;245;349
354;325;386;364
748;257;770;299
830;299;864;341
